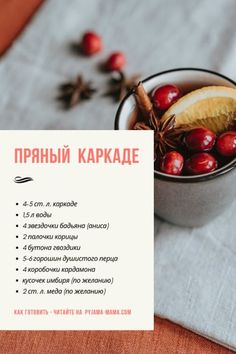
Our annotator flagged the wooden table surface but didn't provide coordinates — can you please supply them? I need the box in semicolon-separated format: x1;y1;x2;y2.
0;1;234;353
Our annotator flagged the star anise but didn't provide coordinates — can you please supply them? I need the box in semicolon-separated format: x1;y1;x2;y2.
133;82;185;160
134;114;184;160
57;75;96;109
104;71;140;102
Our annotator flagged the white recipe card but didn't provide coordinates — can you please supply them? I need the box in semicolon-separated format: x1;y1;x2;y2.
0;130;153;330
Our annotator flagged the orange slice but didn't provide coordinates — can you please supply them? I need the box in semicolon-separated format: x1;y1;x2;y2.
161;86;236;134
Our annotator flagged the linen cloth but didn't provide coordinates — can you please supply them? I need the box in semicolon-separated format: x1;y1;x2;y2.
0;0;236;350
0;0;42;55
0;318;234;354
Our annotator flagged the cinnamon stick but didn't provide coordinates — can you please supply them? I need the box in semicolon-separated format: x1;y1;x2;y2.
134;82;154;120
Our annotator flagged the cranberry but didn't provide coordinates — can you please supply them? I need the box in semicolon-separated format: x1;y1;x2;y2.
160;151;184;176
152;84;182;110
81;31;102;55
185;153;217;175
106;52;126;71
185;127;216;152
216;131;236;157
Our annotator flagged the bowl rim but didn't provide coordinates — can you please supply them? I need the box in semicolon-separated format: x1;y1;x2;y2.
114;67;236;183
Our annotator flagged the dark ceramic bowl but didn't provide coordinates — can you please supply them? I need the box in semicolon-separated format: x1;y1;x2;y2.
115;68;236;227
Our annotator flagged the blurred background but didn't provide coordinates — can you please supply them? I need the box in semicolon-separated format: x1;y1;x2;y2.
0;0;236;130
1;1;236;353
